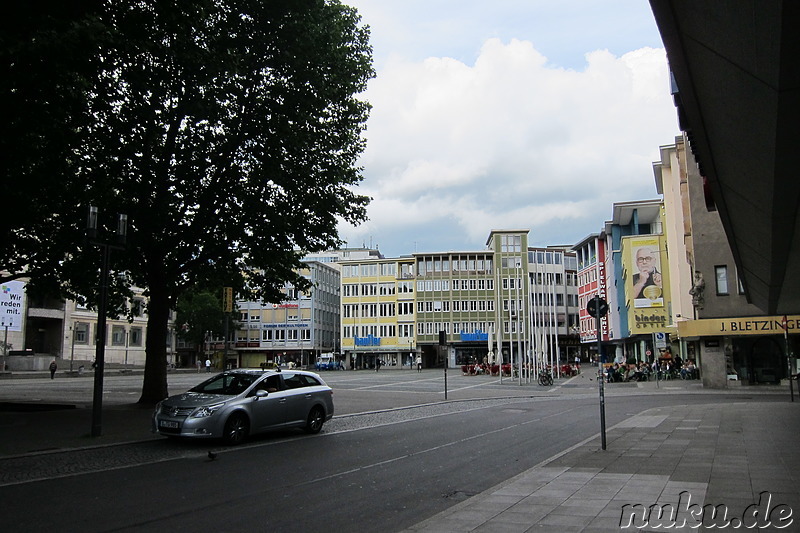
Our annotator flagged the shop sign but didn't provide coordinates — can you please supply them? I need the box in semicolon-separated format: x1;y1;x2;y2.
632;310;668;329
678;315;800;337
355;335;381;346
460;330;489;342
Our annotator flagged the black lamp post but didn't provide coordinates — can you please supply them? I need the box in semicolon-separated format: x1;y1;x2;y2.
87;205;127;437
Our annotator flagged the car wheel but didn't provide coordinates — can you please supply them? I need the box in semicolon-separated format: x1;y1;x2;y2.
304;406;325;434
223;412;250;445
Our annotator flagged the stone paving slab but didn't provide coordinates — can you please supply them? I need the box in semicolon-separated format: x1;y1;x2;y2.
403;402;800;532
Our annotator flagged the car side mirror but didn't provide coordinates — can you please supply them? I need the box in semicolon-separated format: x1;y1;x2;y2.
254;389;269;398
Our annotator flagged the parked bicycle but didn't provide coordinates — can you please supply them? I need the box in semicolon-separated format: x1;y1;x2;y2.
538;367;554;386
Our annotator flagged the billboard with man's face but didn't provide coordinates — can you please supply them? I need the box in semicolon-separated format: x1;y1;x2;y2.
629;237;663;309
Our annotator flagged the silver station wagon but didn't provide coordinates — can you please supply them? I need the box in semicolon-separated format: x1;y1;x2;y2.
152;369;334;445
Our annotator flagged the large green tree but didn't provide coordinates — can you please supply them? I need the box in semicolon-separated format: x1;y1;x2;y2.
1;1;103;287
6;0;373;403
174;288;229;356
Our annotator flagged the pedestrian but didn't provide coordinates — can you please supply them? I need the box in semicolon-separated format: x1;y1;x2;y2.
416;354;422;373
196;359;202;373
376;358;382;372
49;360;57;379
205;358;211;372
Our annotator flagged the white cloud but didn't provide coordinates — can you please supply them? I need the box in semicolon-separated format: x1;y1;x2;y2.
339;4;679;257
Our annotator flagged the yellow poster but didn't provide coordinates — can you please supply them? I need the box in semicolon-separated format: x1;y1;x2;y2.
628;236;664;309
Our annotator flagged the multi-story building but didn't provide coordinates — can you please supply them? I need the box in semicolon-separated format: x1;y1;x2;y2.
527;245;581;365
575;200;669;366
65;290;153;369
653;137;695;326
414;244;501;368
233;260;341;368
340;256;415;369
1;280;173;372
604;200;668;364
228;248;381;369
657;135;799;387
303;247;383;264
573;234;610;362
339;230;581;373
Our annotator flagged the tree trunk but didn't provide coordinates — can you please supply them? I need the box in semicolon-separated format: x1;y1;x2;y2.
138;282;170;404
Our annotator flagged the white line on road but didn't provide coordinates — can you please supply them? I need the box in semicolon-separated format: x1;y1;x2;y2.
298;404;582;487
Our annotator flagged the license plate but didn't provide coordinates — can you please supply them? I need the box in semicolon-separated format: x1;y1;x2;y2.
159;420;179;429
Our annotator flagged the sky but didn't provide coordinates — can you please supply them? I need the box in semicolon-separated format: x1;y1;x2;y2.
337;0;679;258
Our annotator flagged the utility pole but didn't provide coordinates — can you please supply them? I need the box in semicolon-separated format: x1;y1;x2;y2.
87;206;127;437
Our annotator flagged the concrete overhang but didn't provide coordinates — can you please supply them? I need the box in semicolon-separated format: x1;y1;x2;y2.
610;200;662;227
649;0;800;314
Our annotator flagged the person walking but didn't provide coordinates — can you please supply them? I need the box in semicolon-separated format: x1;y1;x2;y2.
375;358;382;372
49;360;58;379
205;358;212;372
416;354;422;373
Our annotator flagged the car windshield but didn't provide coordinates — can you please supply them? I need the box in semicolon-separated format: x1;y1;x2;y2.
189;373;259;396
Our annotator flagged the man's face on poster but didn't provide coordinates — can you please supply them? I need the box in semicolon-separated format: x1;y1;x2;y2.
636;248;657;275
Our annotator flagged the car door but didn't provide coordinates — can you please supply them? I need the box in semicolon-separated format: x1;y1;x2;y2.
248;374;289;433
280;373;314;427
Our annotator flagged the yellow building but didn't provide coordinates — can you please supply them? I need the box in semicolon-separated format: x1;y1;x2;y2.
340;257;416;369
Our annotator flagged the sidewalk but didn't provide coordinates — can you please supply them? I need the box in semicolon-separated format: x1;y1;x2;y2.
404;400;800;532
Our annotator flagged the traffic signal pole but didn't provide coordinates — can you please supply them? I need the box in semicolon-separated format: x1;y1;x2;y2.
588;295;608;450
596;300;607;450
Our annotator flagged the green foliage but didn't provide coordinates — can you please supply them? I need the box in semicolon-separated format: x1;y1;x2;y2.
4;0;374;403
1;2;105;286
174;289;227;349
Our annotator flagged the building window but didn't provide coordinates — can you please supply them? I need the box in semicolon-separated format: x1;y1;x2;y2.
715;265;729;295
131;298;145;317
130;327;143;347
112;325;126;346
74;323;89;344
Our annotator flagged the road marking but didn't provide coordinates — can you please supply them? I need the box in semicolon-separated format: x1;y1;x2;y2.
300;404;584;487
349;377;445;390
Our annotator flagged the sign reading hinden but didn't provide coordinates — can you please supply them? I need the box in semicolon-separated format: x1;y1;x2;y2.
678;316;800;337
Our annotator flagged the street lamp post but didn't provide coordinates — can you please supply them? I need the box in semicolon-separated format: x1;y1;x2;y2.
70;322;77;372
87;206;127;438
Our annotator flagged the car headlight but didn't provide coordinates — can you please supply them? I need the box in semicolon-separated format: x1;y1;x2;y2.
191;403;226;418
